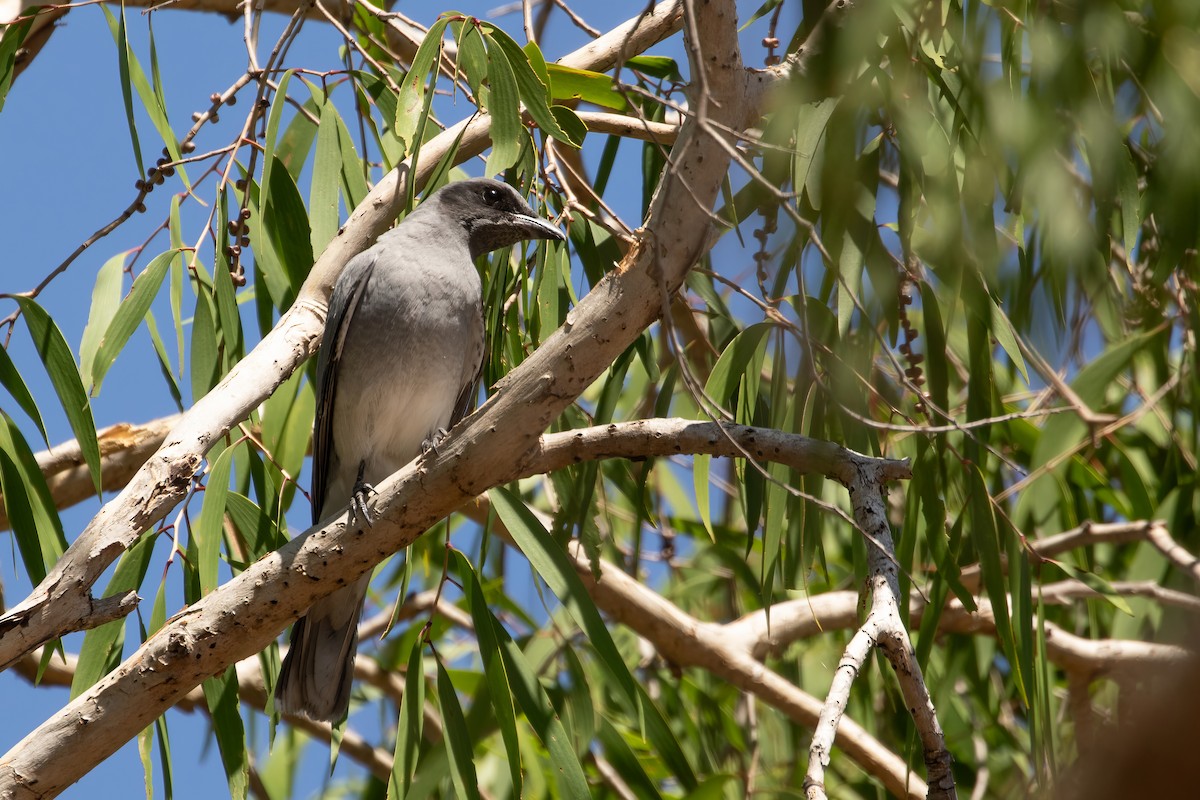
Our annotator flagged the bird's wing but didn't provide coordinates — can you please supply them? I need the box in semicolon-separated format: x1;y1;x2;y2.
449;352;483;430
311;252;377;525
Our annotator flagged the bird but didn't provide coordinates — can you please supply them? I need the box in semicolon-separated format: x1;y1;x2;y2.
275;178;564;722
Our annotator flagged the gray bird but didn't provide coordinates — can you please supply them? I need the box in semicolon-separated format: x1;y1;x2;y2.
275;178;563;722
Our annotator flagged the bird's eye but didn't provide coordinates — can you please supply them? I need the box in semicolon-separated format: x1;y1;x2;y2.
482;186;503;206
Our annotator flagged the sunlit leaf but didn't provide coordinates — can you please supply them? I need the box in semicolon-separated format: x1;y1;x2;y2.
92;250;177;393
16;297;102;495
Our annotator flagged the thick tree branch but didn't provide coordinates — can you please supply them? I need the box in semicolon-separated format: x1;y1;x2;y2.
3;0;429;82
0;414;180;533
729;591;1192;677
8;588;467;780
529;419;910;484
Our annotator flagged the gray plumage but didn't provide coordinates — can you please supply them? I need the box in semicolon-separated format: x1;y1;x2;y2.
275;178;563;722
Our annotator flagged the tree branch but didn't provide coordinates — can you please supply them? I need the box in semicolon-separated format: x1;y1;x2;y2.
805;461;955;800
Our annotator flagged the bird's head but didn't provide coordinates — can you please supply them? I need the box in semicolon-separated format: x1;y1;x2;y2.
432;178;564;260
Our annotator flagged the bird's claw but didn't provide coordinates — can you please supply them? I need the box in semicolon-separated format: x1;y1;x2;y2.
349;461;377;527
420;428;451;456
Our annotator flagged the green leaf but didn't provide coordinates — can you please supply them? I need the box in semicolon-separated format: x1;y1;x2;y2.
546;63;627;110
793;98;839;205
260;368;314;512
550;105;587;147
145;311;184;410
144;15;187;186
16;298;102;495
387;639;425;800
79;251;128;393
225;492;285;563
918;280;949;414
988;294;1030;385
190;281;220;399
333;110;370;211
395;17;451;154
495;625;591;798
625;55;680;81
482;34;524;176
93;250;177;393
453;550;522;795
310;96;342;256
138;723;154;799
0;412;68;583
1118;145;1141;259
596;718;664;800
195;444;236;596
0;17;34;113
483;26;577;146
0;338;48;444
435;657;481;800
101;4;144;176
966;465;1024;702
260;69;295;212
168;199;186;372
262;155;315;298
704;322;773;409
454;19;488;99
693;454;715;540
1050;560;1135;615
72;530;157;697
153;715;174;800
212;254;243;366
202;665;249;800
492;488;638;707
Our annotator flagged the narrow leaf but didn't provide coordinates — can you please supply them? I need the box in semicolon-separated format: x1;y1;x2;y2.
545;63;627;110
0;17;34;112
79;251;128;393
496;627;591;798
435;657;481;800
16;298;102;495
483;35;524;175
395;17;450;153
310;96;342;256
101;4;144;176
72;530;157;696
453;550;522;795
202;666;249;800
387;639;425;799
490;487;639;705
0;341;48;444
93;250;177;392
484;27;576;144
195;444;236;596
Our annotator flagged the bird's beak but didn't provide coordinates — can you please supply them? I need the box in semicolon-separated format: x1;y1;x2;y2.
511;213;565;242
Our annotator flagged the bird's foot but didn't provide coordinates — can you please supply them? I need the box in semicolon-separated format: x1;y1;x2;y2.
349;461;377;527
420;428;451;457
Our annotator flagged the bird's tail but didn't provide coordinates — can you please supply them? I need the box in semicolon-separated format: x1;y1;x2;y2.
275;574;370;723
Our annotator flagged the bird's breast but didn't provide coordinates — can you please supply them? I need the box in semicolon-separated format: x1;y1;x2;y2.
329;263;484;487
